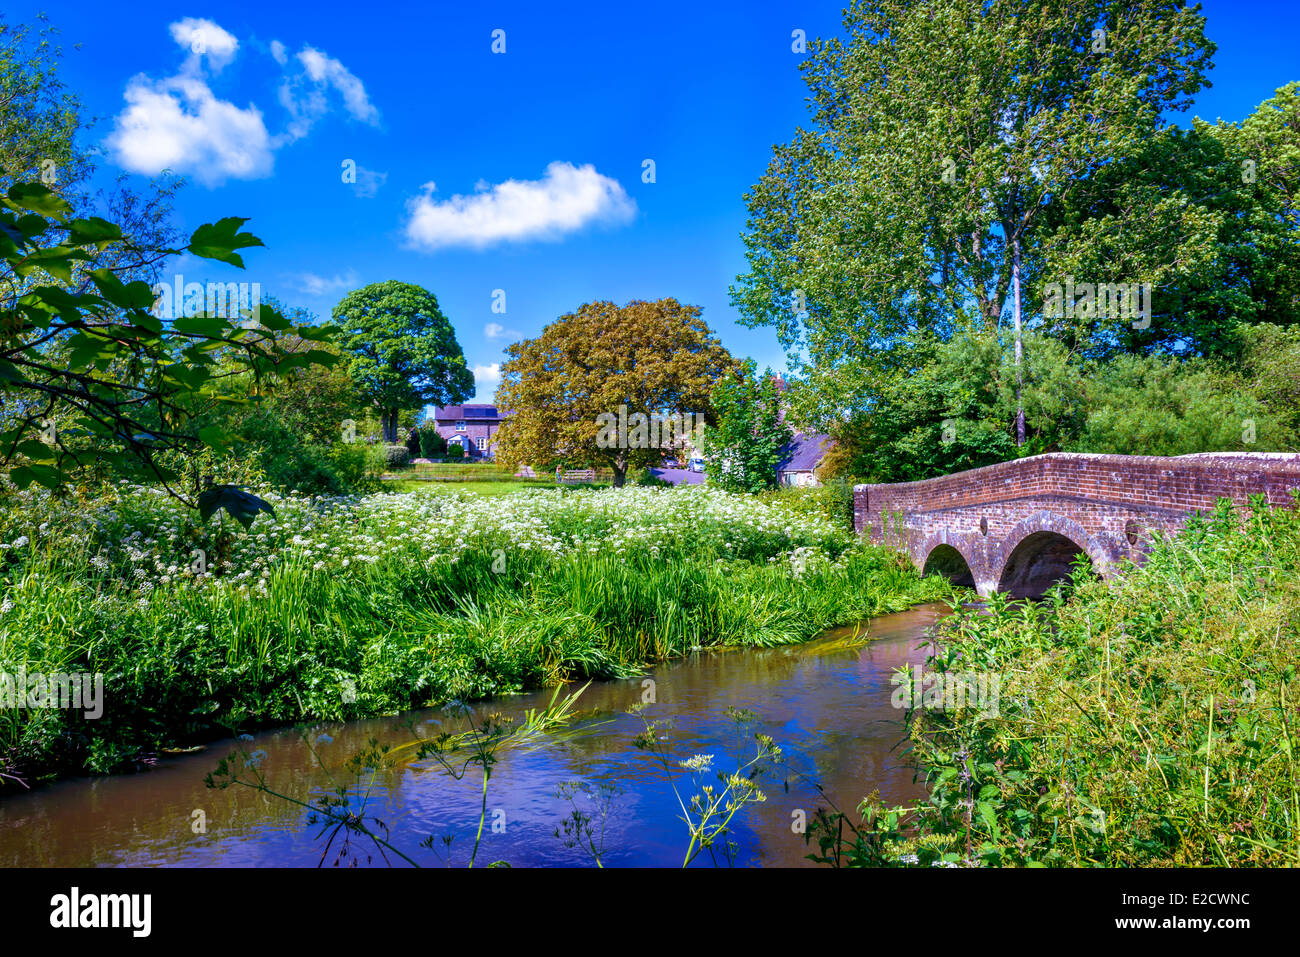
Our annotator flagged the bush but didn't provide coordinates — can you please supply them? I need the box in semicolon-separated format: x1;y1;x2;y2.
446;445;465;460
633;468;672;488
327;441;382;493
419;428;447;458
761;478;855;531
384;445;411;468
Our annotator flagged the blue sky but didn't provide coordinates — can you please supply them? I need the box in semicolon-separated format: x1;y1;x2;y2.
11;0;1300;402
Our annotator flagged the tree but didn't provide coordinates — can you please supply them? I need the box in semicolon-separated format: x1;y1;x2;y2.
0;181;337;518
332;281;474;443
257;300;361;447
706;360;790;493
494;298;737;487
0;14;90;197
731;0;1214;438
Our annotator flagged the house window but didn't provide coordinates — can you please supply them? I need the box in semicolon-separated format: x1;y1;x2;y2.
476;437;487;451
456;421;466;432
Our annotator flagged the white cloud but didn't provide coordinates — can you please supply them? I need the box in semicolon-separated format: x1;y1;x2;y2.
485;322;520;341
169;17;239;72
298;47;379;123
404;162;637;251
277;45;380;143
473;363;502;400
351;164;387;198
108;72;273;185
109;20;380;186
288;270;359;296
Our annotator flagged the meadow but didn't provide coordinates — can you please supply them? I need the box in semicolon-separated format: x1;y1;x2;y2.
0;481;953;784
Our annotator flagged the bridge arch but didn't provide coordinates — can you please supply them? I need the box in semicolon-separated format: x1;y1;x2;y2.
921;542;976;588
995;512;1107;598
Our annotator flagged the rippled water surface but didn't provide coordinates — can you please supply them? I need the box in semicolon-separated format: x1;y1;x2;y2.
0;603;951;867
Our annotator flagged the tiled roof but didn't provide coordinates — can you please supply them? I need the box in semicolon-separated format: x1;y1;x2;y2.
777;432;834;472
430;404;508;420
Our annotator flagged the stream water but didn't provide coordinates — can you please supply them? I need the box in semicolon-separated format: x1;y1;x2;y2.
0;603;952;867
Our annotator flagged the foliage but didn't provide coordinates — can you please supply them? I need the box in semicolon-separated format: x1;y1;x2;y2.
383;445;410;468
760;478;855;532
829;330;1295;483
706;359;790;493
0;14;90;197
256;309;362;448
0;482;954;783
0;178;337;511
332;281;474;444
732;0;1215;427
494;298;737;486
419;427;447;459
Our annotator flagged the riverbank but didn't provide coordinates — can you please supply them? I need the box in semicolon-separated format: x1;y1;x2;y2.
839;492;1300;867
0;482;956;788
0;604;951;867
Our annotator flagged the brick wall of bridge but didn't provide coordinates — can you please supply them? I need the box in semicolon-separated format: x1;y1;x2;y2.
853;453;1300;596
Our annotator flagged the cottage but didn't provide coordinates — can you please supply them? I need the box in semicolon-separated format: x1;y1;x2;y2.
776;431;834;487
427;404;509;460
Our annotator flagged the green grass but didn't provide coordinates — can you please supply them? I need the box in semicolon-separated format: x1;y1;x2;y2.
382;478;565;495
0;482;954;784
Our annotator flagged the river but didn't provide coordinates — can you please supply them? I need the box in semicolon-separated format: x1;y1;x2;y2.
0;603;952;867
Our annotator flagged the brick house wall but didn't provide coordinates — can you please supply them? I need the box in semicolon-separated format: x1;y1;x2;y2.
427;405;508;459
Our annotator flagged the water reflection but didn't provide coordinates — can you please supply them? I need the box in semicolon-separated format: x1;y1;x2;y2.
0;603;952;868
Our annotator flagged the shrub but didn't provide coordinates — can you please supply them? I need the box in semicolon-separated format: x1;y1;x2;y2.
761;478;855;531
328;441;382;493
420;428;447;458
634;468;672;488
446;445;465;460
384;445;411;468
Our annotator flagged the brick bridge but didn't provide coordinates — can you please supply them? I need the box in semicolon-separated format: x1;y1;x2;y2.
853;453;1300;598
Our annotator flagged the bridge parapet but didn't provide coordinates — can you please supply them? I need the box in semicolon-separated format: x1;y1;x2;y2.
854;452;1300;597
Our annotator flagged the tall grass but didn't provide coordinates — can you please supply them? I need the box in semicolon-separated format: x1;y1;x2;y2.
0;482;953;784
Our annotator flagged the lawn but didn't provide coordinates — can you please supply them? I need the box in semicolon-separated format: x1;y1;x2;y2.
382;478;569;496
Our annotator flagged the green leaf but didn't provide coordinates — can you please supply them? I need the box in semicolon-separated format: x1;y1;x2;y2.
89;269;157;310
197;425;230;449
67;216;124;247
187;217;264;268
5;183;72;219
172;314;232;337
10;464;63;490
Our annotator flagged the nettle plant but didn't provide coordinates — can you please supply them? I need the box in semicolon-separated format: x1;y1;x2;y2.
0;179;339;523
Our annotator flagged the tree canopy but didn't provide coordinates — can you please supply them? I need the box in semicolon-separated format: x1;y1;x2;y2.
706;360;791;493
731;0;1220;428
494;298;737;486
332;280;474;444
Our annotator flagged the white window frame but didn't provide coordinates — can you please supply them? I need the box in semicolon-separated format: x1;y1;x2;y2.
476;437;487;451
456;421;466;432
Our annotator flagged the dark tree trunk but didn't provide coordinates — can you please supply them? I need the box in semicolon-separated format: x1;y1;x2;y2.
381;410;398;444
